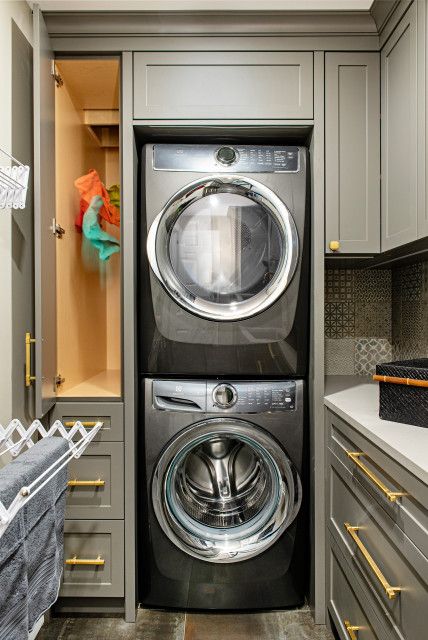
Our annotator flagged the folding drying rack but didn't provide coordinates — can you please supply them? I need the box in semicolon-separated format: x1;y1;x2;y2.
0;419;103;538
0;147;30;210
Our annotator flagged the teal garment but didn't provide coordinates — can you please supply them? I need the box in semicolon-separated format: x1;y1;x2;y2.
82;195;120;261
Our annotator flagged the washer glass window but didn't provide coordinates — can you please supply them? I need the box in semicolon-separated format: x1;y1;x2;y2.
147;176;299;321
152;419;302;563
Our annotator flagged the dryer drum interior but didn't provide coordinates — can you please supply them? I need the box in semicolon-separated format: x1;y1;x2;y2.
152;419;302;563
147;176;299;321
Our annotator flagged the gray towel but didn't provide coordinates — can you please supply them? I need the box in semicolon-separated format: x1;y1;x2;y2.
0;437;69;639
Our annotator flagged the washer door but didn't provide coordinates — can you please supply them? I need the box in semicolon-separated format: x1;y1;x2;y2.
147;175;299;321
152;419;302;563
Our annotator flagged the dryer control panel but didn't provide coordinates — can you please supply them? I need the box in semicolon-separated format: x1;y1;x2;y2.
152;380;297;413
153;144;300;173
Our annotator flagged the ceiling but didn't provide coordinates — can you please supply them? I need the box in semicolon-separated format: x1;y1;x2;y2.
31;1;376;12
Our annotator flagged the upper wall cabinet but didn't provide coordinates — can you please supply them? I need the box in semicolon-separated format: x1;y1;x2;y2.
381;2;420;251
325;52;380;254
133;52;313;120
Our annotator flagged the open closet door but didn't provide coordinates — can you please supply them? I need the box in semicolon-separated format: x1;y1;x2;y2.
33;6;57;417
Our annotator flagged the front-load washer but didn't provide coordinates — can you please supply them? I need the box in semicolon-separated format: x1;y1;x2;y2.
139;378;308;610
139;143;310;377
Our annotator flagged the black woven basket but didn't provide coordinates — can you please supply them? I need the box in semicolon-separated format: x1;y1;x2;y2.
375;359;428;428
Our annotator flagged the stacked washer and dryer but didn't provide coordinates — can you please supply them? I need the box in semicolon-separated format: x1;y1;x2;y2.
138;143;310;610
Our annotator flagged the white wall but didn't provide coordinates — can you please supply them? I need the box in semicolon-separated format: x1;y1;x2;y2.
0;2;33;424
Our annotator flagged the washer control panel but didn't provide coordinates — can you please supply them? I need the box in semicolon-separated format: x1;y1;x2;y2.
153;380;297;413
208;381;296;413
153;144;300;173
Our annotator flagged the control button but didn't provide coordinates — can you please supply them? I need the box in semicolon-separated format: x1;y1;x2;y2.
213;383;237;408
216;146;237;166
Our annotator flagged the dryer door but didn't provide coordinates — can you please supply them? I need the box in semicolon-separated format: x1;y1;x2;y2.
147;176;299;321
152;418;302;563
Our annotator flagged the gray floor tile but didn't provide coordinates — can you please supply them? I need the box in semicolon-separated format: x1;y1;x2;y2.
37;617;68;639
38;608;332;640
136;608;185;640
184;608;333;640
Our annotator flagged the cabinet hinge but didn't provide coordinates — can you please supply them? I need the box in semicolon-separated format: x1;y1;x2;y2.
51;60;64;88
51;218;65;239
55;374;65;388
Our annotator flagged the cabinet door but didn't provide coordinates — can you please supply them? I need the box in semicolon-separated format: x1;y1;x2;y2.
381;3;418;251
325;52;380;254
33;7;57;417
133;51;313;120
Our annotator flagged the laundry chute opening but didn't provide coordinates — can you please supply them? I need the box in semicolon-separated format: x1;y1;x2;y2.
54;58;121;399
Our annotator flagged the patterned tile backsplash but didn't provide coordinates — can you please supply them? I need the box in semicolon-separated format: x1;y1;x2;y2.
325;261;428;376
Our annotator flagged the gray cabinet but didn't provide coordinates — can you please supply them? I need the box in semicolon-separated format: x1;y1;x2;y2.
326;407;428;640
33;7;57;417
325;52;380;254
62;520;124;598
133;51;314;120
381;2;419;251
66;442;124;520
50;402;124;442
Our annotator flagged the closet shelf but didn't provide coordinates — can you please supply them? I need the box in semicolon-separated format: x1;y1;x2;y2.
57;369;121;398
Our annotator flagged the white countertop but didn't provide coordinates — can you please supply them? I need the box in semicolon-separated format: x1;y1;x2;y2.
324;376;428;486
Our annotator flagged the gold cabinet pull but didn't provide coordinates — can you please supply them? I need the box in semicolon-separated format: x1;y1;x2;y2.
346;451;407;502
329;240;340;252
344;620;361;640
345;523;401;600
64;421;98;428
65;555;105;566
25;332;36;387
67;478;105;487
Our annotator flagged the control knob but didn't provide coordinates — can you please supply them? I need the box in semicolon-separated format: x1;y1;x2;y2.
213;383;237;408
216;146;237;166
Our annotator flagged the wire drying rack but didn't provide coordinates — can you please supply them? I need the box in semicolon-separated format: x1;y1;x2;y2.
0;419;103;538
0;147;30;210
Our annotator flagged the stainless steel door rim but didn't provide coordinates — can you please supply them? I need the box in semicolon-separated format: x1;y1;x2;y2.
152;418;302;563
147;175;299;321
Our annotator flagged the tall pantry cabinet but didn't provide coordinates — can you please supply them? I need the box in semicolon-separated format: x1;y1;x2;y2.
32;9;127;615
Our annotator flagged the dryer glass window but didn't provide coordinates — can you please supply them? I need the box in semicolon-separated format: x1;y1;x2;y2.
147;176;299;321
168;193;282;305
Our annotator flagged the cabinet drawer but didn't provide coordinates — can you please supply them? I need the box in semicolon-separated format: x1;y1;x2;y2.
329;537;381;640
51;402;124;442
61;520;124;598
329;456;428;640
133;51;313;120
66;442;124;519
327;410;428;558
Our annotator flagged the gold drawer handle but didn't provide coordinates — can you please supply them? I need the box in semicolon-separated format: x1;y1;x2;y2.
65;555;105;566
67;478;105;487
329;240;340;252
25;332;36;387
345;523;401;600
346;451;407;502
344;620;361;640
64;421;98;428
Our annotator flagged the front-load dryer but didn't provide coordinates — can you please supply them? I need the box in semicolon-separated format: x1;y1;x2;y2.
139;378;308;610
139;143;310;376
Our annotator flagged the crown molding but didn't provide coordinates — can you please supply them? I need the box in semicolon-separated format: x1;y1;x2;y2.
44;10;378;36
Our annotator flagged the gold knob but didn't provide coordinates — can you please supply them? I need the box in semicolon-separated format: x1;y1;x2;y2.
329;240;340;252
